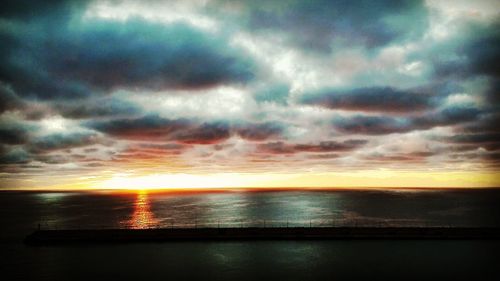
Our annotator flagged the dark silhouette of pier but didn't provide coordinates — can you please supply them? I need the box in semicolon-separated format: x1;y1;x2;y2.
24;226;500;245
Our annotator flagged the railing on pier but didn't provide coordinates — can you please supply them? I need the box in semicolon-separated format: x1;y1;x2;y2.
35;218;480;231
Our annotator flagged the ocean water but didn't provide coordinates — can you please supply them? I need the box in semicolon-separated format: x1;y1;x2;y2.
1;189;499;280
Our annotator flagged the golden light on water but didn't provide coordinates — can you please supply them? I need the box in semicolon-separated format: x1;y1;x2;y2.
129;191;158;229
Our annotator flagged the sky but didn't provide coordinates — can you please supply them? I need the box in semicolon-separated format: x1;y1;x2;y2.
0;0;499;190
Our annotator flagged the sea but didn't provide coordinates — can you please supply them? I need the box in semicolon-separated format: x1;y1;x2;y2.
1;188;499;280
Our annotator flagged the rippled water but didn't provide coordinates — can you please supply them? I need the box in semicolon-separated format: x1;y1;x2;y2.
2;189;500;238
1;189;499;281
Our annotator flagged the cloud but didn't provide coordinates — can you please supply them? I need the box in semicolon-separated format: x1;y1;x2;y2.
447;133;500;144
332;115;411;135
110;143;189;162
221;0;428;52
136;143;188;153
301;86;436;113
0;147;31;165
0;125;31;145
411;106;481;128
88;115;283;144
463;25;500;78
172;122;231;144
1;0;499;180
430;19;500;102
87;115;191;141
364;151;436;163
54;97;140;119
459;112;499;134
294;140;367;152
442;133;500;151
0;83;24;114
332;105;480;135
0;0;85;20
28;132;101;153
256;140;367;154
254;84;290;105
1;13;255;100
235;122;284;141
90;114;230;144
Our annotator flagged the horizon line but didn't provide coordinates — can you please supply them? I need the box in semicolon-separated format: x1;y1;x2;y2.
2;186;500;193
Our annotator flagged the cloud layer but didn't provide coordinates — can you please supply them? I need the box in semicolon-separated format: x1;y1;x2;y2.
1;0;499;187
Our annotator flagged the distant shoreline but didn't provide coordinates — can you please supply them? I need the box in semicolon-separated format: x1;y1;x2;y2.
25;227;500;245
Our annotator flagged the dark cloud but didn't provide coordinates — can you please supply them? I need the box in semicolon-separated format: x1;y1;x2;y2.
449;151;500;166
294;140;367;152
87;115;192;141
257;140;367;154
431;20;499;79
0;0;85;20
301;86;436;113
431;20;500;103
446;133;500;144
333;115;411;135
461;21;500;78
0;147;31;165
54;97;140;119
172;122;231;145
1;14;255;100
0;122;33;145
256;142;295;154
29;132;100;153
484;78;500;104
333;106;480;135
89;115;283;144
411;106;481;128
46;21;254;92
235;122;283;141
35;154;71;165
0;83;25;114
217;0;428;52
459;112;500;134
441;133;500;152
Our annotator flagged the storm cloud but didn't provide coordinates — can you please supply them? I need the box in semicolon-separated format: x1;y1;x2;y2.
88;116;284;144
257;140;367;154
224;0;429;52
0;8;255;100
332;106;481;135
87;115;192;141
28;132;101;154
301;86;436;113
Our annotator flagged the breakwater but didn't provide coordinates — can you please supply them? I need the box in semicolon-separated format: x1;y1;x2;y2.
24;227;500;245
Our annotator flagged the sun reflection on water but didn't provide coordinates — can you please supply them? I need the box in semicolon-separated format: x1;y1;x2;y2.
130;191;158;229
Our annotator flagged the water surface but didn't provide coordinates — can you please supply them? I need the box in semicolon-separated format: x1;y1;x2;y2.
1;189;499;280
